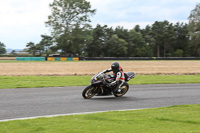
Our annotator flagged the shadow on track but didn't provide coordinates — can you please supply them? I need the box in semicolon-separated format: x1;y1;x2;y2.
86;96;137;101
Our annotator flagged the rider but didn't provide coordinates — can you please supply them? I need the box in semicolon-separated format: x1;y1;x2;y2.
102;62;125;93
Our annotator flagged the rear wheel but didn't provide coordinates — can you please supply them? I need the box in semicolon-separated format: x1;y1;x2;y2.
114;82;129;97
82;85;98;99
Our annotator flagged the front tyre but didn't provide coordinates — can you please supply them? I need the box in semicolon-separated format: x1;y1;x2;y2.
114;82;129;97
82;85;98;99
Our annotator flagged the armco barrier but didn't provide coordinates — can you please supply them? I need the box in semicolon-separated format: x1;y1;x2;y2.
16;57;46;61
73;57;79;61
61;57;67;61
55;57;61;61
47;57;55;61
67;57;73;61
47;57;79;61
16;57;79;61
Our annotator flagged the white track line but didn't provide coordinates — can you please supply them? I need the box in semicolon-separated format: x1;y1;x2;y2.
0;108;146;122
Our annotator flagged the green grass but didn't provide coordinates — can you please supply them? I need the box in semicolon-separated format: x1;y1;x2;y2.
131;75;200;84
0;76;91;89
0;75;200;89
0;104;200;133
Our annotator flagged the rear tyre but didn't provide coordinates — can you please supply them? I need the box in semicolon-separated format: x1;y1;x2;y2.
114;82;129;97
82;85;98;99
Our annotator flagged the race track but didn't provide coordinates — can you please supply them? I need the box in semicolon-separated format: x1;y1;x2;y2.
0;84;200;121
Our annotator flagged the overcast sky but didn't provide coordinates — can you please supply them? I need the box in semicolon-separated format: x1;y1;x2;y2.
0;0;199;49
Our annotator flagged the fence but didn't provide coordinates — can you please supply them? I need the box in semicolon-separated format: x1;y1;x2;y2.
16;57;79;61
79;57;200;60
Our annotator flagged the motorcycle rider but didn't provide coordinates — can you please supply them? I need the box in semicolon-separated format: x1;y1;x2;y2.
102;62;125;93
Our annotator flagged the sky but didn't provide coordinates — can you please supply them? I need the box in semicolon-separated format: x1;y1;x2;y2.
0;0;199;49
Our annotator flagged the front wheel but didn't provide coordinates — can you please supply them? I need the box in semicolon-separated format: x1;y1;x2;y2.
82;85;98;99
114;82;129;97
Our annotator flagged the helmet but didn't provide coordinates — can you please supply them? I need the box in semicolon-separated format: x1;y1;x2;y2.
111;62;119;73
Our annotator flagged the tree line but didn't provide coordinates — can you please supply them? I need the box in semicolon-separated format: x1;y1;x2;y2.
1;0;200;57
25;21;195;57
0;42;6;54
86;22;191;57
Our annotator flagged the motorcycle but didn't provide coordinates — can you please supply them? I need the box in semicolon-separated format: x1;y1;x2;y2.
82;71;135;99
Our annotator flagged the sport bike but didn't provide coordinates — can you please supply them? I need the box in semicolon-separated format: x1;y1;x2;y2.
82;72;135;99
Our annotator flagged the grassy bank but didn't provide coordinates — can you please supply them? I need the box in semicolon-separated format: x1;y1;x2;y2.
0;75;200;89
0;104;200;133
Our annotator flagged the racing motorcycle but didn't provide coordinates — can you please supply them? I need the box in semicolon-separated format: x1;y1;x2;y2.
82;71;135;99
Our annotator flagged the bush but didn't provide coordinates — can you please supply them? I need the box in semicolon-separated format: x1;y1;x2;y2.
174;49;183;57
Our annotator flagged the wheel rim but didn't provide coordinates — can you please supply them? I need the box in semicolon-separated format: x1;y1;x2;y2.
115;85;128;97
85;87;97;98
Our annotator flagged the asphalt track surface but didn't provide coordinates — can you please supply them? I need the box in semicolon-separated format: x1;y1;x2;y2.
0;84;200;121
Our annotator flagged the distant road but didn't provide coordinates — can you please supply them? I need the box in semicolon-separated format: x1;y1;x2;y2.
0;84;200;121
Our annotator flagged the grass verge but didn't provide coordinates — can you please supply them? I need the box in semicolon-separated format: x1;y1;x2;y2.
0;104;200;133
0;75;200;89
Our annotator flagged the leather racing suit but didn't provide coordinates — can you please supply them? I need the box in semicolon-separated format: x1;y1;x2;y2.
102;66;125;93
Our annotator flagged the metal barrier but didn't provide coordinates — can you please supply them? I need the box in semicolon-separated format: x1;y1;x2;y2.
16;57;79;61
16;57;46;61
47;57;79;61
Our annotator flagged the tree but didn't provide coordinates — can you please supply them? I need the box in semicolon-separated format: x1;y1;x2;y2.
151;21;167;57
188;3;200;57
152;21;176;57
142;25;156;57
134;25;141;32
11;50;16;55
86;24;113;57
174;22;189;57
163;23;176;57
127;29;146;57
86;24;104;57
105;35;128;57
26;42;37;55
188;3;200;32
114;26;129;41
45;0;96;55
38;35;53;56
0;42;6;54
